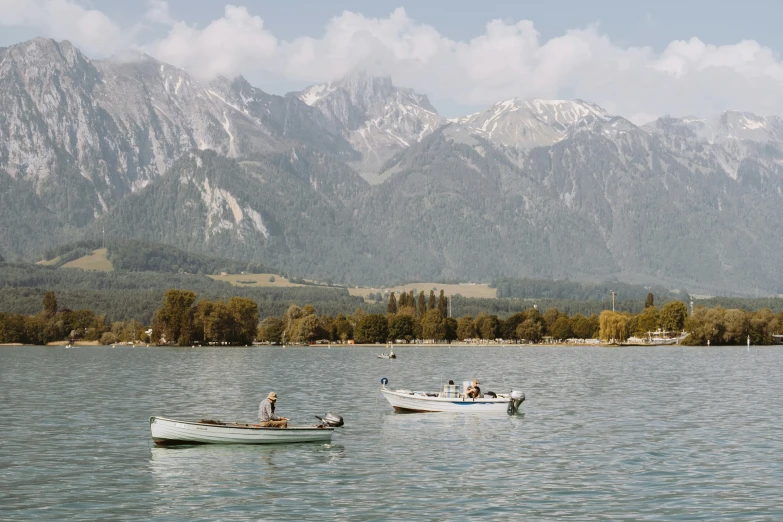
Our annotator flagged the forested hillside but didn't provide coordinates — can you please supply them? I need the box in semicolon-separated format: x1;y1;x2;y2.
41;239;270;275
0;263;376;323
493;278;677;302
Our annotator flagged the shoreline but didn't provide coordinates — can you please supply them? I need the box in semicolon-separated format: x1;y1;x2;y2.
2;342;774;348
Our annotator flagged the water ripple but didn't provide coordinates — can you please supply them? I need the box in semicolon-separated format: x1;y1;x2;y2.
1;345;782;520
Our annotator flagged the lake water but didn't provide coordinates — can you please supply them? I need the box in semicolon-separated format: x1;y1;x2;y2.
1;345;782;520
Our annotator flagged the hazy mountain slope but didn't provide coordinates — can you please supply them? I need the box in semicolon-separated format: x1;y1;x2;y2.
521;120;783;294
354;129;619;282
0;170;78;259
93;149;383;283
0;38;349;227
295;71;445;181
3;37;783;294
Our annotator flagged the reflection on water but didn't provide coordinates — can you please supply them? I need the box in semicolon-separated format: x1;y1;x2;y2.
148;443;346;519
2;345;783;520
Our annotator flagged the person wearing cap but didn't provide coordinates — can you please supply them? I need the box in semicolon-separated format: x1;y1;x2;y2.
258;392;288;428
465;379;481;399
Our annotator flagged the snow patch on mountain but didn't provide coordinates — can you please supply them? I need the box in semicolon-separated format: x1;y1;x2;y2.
457;98;612;149
294;71;445;181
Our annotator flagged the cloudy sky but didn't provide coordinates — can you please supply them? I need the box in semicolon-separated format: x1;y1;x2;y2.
1;0;781;123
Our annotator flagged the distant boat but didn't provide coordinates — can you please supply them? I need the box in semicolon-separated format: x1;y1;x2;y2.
376;346;396;359
380;381;525;415
624;329;688;346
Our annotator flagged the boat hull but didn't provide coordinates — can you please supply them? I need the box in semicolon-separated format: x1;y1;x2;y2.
150;416;334;445
381;389;514;414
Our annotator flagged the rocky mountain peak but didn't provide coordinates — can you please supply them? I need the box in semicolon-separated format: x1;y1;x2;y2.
645;111;783;144
456;98;613;149
296;70;438;126
5;37;78;63
294;71;445;180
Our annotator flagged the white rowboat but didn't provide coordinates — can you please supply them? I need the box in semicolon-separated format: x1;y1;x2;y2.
150;416;337;445
381;385;525;414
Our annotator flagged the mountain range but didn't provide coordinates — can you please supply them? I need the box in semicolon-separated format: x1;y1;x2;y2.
2;37;783;295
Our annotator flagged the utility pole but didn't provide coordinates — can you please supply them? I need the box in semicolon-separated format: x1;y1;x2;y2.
689;296;694;316
610;291;616;313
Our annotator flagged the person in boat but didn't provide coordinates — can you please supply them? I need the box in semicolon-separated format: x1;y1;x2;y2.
258;392;288;428
389;348;396;359
465;379;481;399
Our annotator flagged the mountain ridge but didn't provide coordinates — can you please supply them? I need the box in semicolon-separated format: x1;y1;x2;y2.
3;38;783;295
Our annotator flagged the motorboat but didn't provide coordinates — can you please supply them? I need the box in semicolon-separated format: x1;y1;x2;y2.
380;379;525;415
376;347;397;359
149;413;344;446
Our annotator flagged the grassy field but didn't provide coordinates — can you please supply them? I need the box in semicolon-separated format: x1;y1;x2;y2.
348;283;496;300
61;248;114;272
207;273;309;288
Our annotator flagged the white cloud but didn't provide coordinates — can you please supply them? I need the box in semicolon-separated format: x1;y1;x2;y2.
152;5;278;79
0;0;125;56
145;0;173;26
4;1;783;121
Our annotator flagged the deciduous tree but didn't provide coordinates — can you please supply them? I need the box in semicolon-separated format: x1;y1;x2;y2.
388;314;415;343
599;311;630;343
421;309;446;340
355;314;389;344
660;301;688;332
456;315;476;340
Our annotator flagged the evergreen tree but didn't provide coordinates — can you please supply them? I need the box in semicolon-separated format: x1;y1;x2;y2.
398;292;408;309
428;290;436;311
387;292;398;314
645;293;655;308
438;290;448;317
443;317;458;342
418;291;426;318
42;291;58;318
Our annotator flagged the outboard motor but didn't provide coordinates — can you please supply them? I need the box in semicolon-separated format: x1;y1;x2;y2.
507;390;526;415
315;412;344;428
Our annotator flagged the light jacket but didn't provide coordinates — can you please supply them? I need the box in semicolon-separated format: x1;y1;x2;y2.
258;399;282;422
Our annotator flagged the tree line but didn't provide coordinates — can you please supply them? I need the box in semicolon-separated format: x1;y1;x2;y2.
150;290;259;346
4;289;783;346
597;298;783;345
259;292;783;346
0;291;139;345
0;262;375;323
